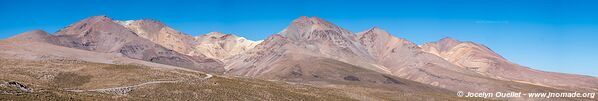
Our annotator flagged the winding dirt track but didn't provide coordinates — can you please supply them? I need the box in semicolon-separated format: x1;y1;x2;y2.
67;74;213;95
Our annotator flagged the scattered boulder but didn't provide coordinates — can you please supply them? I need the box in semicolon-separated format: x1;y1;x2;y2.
6;81;33;93
95;87;133;95
343;75;360;81
382;75;404;84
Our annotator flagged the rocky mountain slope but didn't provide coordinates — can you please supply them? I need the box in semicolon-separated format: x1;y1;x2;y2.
115;19;198;57
116;20;260;61
7;16;260;74
225;16;597;100
222;17;470;100
421;37;598;91
6;30;59;44
194;32;260;60
8;16;223;73
0;51;354;100
0;36;478;101
1;15;597;100
357;27;491;91
353;27;598;97
226;16;389;77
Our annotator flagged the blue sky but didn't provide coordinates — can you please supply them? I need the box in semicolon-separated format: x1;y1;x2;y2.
1;0;597;76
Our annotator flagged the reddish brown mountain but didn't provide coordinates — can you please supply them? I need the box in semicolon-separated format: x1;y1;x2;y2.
7;30;58;44
116;19;198;56
224;17;598;94
421;37;598;91
116;20;260;61
225;16;391;78
223;17;458;97
355;27;564;94
11;16;224;73
2;16;596;100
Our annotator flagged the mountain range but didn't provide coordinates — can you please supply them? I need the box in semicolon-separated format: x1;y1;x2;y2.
1;15;596;100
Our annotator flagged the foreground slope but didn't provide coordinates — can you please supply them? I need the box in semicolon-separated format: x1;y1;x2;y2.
0;40;350;100
0;58;355;101
0;40;481;101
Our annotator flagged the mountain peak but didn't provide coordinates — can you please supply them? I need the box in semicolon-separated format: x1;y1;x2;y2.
137;19;167;27
293;16;310;22
433;37;462;52
290;16;333;28
21;30;47;35
90;15;109;18
280;16;350;41
7;30;56;43
203;32;227;38
308;16;327;23
438;37;460;44
53;15;127;37
86;15;113;22
357;27;391;38
370;26;381;30
366;27;386;34
292;16;322;23
288;16;337;32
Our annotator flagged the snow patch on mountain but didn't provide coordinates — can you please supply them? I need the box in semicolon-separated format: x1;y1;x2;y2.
114;20;136;26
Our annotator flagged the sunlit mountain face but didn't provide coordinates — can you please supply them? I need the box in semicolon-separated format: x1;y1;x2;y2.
0;15;595;101
1;1;597;100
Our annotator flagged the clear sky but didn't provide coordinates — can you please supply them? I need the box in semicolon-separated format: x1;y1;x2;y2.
1;0;596;76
